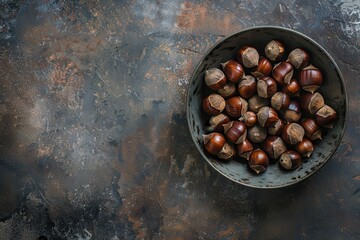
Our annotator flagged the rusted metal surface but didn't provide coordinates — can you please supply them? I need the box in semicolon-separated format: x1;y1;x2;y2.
0;0;359;239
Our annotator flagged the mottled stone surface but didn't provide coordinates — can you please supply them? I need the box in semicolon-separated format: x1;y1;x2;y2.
0;0;359;239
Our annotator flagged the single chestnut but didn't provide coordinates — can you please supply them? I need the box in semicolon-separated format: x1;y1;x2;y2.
217;142;236;160
264;40;285;62
287;48;310;69
262;136;287;159
239;111;257;127
225;96;248;118
223;121;247;144
217;82;237;98
281;123;305;145
203;132;226;155
247;124;267;143
203;94;226;116
206;113;231;132
205;68;227;90
279;150;302;170
238;75;257;99
295;138;314;158
280;100;302;123
248;94;269;113
272;61;294;85
221;60;244;83
257;106;279;128
249;149;269;174
282;78;301;97
300;118;322;141
315;104;337;128
237;46;259;68
270;92;291;111
257;76;277;98
299;64;323;93
251;57;273;78
236;139;254;160
268;118;285;136
299;92;325;115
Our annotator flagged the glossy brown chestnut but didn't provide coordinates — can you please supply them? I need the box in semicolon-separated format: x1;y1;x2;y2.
257;76;277;98
300;118;322;141
251;57;273;78
270;92;291;111
237;46;259;68
205;68;227;90
249;149;269;174
282;78;301;97
281;123;305;145
225;96;248;118
238;75;257;99
217;82;237;98
279;150;302;170
239;111;257;127
264;40;285;62
272;61;294;85
295;138;314;158
248;95;269;113
206;113;231;132
203;94;226;116
203;132;226;155
217;142;236;160
287;48;310;69
315;104;337;128
262;136;287;159
299;64;323;93
223;121;247;144
257;106;279;128
268;118;285;136
280;100;302;123
299;92;325;115
247;124;267;143
221;60;244;83
236;139;254;160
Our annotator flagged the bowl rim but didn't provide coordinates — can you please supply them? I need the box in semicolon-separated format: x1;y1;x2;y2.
186;25;348;189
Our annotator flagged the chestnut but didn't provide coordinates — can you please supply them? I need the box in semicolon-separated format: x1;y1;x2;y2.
295;138;314;158
257;76;277;98
221;60;244;83
280;100;302;123
225;96;248;118
281;123;305;145
217;142;236;160
247;124;267;143
279;150;302;170
268;118;285;136
287;48;310;69
270;92;291;111
239;111;257;127
237;46;259;68
217;82;237;98
250;57;273;78
272;61;294;85
248;94;269;113
264;40;285;62
205;68;227;90
203;132;226;154
223;121;247;144
262;136;287;159
249;149;269;174
300;118;322;141
238;75;257;99
206;113;231;132
315;104;337;128
257;106;279;128
282;78;301;97
203;94;226;116
236;139;254;160
299;92;325;115
299;64;323;93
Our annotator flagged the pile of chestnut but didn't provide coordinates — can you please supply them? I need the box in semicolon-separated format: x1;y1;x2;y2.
202;40;337;174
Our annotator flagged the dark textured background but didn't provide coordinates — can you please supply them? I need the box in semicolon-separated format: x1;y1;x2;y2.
0;0;359;239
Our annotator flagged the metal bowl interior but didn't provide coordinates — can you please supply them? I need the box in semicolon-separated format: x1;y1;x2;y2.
186;26;347;189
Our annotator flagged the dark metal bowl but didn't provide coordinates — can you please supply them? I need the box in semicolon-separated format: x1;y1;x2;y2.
186;26;347;189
